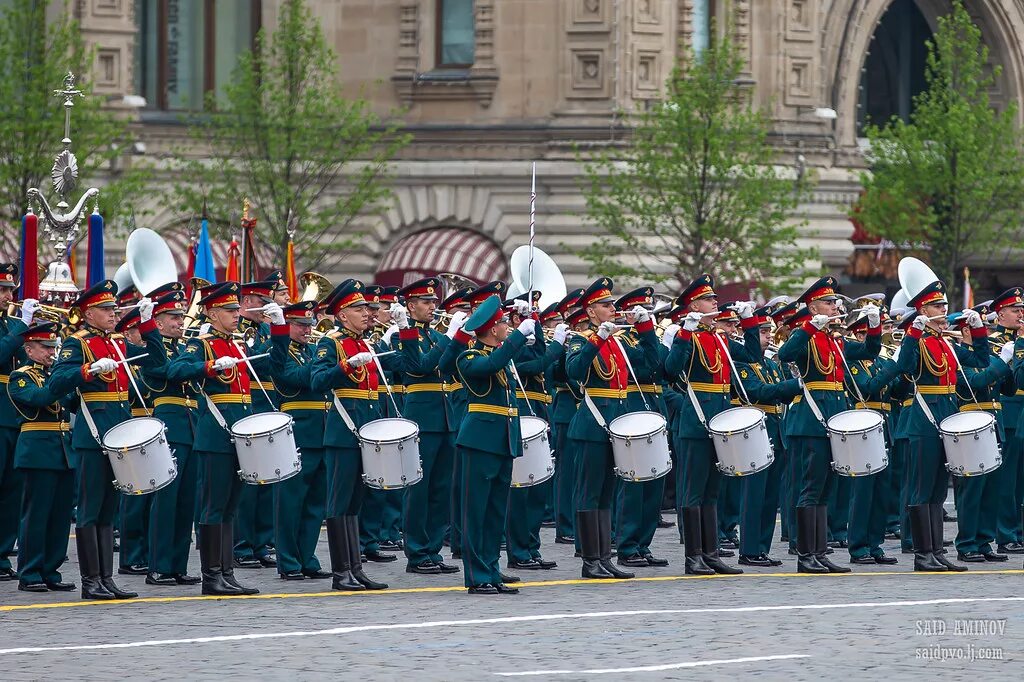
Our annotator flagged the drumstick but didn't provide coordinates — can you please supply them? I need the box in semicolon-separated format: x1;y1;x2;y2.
88;353;148;374
241;352;270;361
372;350;397;358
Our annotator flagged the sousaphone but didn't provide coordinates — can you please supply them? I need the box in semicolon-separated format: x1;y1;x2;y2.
126;228;179;297
508;245;567;310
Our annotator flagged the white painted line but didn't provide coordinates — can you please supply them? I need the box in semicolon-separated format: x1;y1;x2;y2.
1;596;1021;655
494;654;811;676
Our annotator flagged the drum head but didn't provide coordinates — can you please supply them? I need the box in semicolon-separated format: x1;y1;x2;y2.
232;412;292;436
102;417;164;449
941;411;995;433
359;418;419;443
707;407;763;433
828;409;884;432
520;416;548;439
609;411;667;438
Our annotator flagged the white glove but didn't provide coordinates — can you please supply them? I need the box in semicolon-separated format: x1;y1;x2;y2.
597;321;616;340
445;311;468;339
912;315;927;331
264;302;285;326
735;302;753;320
138;297;154;323
199;323;211;335
662;323;680;350
552;323;569;345
682;312;703;332
212;356;238;372
390;303;409;330
963;309;983;329
382;324;399;345
19;298;39;326
348;351;373;368
1000;341;1014;364
525;334;537;346
631;305;650;323
517;318;536;337
864;304;880;328
513;299;532;318
811;314;830;330
88;358;118;375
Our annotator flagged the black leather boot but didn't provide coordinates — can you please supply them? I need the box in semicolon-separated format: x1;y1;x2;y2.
598;510;633;579
346;516;387;590
326;517;364;591
700;504;742;574
796;507;827;574
910;505;946;572
578;511;613;579
97;525;137;598
681;508;713;575
930;504;967;572
814;506;850;573
199;523;243;595
220;523;259;594
77;526;115;600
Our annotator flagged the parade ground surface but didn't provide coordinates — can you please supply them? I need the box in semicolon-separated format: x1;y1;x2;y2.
2;503;1020;681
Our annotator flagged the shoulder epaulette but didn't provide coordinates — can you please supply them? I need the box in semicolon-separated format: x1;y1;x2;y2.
13;364;36;374
326;330;341;339
110;333;125;340
71;329;89;339
196;333;213;340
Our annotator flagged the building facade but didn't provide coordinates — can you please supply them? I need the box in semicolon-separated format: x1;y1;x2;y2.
69;0;1024;294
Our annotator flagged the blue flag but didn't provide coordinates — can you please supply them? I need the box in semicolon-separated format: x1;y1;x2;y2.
86;210;105;286
194;217;217;283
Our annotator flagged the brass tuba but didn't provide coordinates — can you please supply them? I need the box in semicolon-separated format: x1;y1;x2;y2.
300;271;332;303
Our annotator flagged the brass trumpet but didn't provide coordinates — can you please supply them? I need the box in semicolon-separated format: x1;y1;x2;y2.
7;301;80;326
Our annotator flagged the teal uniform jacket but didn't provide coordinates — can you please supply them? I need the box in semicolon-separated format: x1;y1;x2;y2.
8;363;77;469
736;356;801;430
511;334;561;420
989;327;1024;430
397;320;456;432
566;322;659;443
0;312;28;430
270;327;327;450
373;330;405;418
167;329;254;454
550;344;582;426
439;329;473;424
48;323;167;450
848;357;898;438
239;317;276;413
956;354;1013;439
141;336;197;447
454;331;529;457
310;328;383;448
778;324;881;439
893;326;990;437
620;330;666;415
665;322;761;439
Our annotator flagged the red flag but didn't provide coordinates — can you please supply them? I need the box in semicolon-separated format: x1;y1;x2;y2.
285;239;298;301
225;238;240;282
19;212;39;299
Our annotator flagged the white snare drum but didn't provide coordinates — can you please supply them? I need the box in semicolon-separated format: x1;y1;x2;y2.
940;411;1002;476
512;416;554;488
607;411;673;482
359;417;422;489
827;409;888;476
231;412;301;484
102;417;177;495
707;407;773;476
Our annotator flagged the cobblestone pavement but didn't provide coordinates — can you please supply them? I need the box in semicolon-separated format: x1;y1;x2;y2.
2;511;1021;681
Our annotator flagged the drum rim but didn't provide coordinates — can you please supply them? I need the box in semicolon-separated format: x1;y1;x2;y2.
938;411;997;436
520;415;550;440
358;417;420;444
608;410;667;439
101;416;167;451
707;406;766;433
826;408;885;436
230;411;295;438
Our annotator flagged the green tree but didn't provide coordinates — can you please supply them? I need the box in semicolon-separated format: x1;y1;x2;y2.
576;31;813;294
854;0;1024;300
173;0;408;272
0;0;147;243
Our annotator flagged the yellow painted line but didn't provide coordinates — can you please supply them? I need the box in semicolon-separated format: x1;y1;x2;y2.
3;568;1022;613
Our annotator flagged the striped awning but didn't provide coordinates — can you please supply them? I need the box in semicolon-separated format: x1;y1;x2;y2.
376;227;507;288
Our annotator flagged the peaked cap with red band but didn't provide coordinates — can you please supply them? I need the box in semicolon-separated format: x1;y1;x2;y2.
327;279;369;314
557;288;586;316
154;291;187;316
798;275;840;304
993;287;1024;311
463;295;506;335
283;300;317;325
677;274;716;308
379;286;400;305
199;282;242;310
0;263;18;288
580;278;615;307
363;284;384;309
75;280;118;310
21;321;60;346
539;302;563;324
241;279;276;301
148;281;184;299
467;281;506;307
116;284;140;307
442;286;473;312
399;277;440;301
615;286;655;311
909;280;947;310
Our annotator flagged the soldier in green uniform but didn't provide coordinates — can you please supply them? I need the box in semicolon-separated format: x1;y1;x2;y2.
566;278;658;580
893;280;989;572
503;292;562;571
310;279;389;591
612;287;670;568
47;280;166;600
266;300;332;580
142;289;202;586
946;310;1014;563
713;305;744;550
455;295;534;595
844;313;901;565
393;277;460;575
766;300;802;555
233;279;278;569
664;274;760;576
114;309;154;576
0;263;31;581
735;306;801;567
168;281;260;596
9;322;76;592
988;288;1024;554
549;289;585;546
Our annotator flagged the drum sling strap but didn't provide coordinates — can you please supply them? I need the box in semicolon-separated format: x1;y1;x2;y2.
76;390;103;444
912;337;980;431
331;395;359;436
582;390;609;430
201;391;231;432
